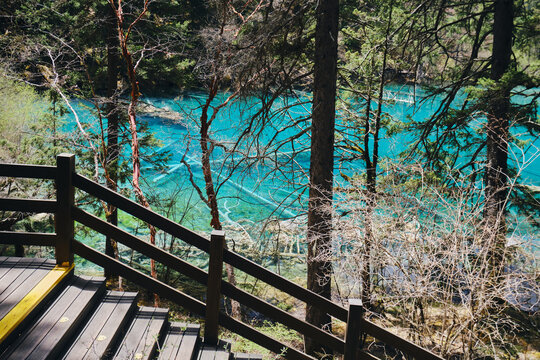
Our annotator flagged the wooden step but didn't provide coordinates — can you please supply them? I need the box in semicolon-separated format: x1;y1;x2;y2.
0;258;55;321
113;306;169;360
62;291;138;360
233;354;263;360
0;259;73;353
157;322;200;360
197;340;232;360
1;275;105;360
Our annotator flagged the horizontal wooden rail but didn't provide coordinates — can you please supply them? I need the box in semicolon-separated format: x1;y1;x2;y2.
72;239;206;315
361;319;443;360
0;198;57;213
0;163;56;180
73;238;316;360
72;207;208;284
73;207;345;351
223;250;348;322
0;160;444;360
221;281;345;352
219;314;315;360
0;231;57;246
73;173;348;322
73;174;210;252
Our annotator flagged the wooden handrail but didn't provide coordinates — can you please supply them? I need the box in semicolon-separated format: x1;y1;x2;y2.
72;207;208;284
361;318;442;360
0;198;57;213
0;158;446;360
73;239;314;360
73;206;346;351
205;230;225;345
345;299;363;360
72;240;206;315
0;232;57;246
223;249;348;322
72;173;210;252
73;172;348;321
0;163;56;179
218;314;316;360
56;154;74;265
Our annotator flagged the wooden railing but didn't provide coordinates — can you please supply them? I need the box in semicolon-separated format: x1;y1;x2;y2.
0;154;444;360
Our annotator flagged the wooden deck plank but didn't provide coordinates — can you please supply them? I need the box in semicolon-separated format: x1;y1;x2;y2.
214;347;229;360
26;276;104;360
136;307;168;359
157;322;186;360
159;323;201;360
113;306;155;360
198;343;217;360
0;260;53;319
2;275;87;359
176;324;201;360
234;355;263;360
0;257;22;281
63;291;138;360
0;263;73;346
0;257;12;279
0;258;44;296
3;275;104;360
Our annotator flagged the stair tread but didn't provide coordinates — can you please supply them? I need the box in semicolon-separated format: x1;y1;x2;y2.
233;354;263;360
197;340;231;360
0;257;24;280
113;306;168;360
2;275;104;360
158;322;200;360
0;258;54;320
63;291;138;360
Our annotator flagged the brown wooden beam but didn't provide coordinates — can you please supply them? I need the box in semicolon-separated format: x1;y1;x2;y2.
0;231;57;246
0;164;56;179
205;230;225;345
0;198;57;213
55;154;74;266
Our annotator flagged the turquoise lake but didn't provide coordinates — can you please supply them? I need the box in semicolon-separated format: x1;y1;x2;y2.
68;84;539;251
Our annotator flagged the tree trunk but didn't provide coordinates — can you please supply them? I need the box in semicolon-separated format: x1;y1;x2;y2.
362;1;393;308
111;0;159;306
199;78;241;319
305;0;339;356
105;5;120;279
484;0;513;273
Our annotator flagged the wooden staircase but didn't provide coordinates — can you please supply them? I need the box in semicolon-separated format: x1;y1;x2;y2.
0;156;445;360
0;257;261;360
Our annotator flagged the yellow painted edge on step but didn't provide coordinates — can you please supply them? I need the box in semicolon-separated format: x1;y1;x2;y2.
0;263;74;344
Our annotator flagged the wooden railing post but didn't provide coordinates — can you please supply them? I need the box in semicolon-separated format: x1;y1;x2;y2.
344;299;364;360
205;229;225;345
56;153;75;266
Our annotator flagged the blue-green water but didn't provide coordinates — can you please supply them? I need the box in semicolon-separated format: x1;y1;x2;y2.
67;84;539;245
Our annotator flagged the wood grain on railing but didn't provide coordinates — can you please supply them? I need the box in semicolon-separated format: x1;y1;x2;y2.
361;318;443;360
73;240;206;315
73;173;210;252
0;198;57;213
73;173;348;322
0;163;56;179
218;314;316;360
0;231;57;246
